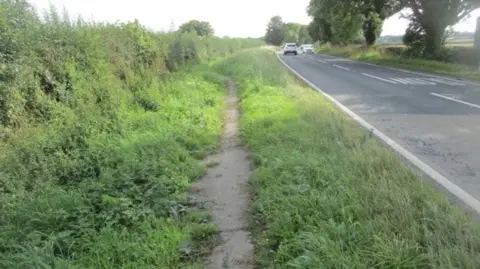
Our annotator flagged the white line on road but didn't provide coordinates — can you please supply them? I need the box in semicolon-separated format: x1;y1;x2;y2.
388;66;472;85
333;64;350;71
422;77;465;86
390;78;417;85
409;78;436;85
276;52;480;215
388;78;436;85
362;73;397;84
317;59;327;63
430;93;480;109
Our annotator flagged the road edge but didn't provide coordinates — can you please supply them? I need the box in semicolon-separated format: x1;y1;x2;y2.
275;52;480;215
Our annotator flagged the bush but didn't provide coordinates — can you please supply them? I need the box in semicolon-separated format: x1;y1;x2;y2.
436;47;480;67
380;45;480;67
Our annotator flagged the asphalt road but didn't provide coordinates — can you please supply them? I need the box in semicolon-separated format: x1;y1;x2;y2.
280;52;480;207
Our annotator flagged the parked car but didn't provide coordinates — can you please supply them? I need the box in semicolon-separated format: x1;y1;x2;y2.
283;43;297;55
300;44;314;54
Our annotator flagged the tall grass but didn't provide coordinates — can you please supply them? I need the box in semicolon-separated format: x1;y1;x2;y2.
0;0;263;268
216;49;480;268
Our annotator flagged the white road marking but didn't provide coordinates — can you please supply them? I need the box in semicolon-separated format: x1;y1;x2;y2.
317;59;327;63
422;77;466;86
409;78;436;85
430;93;480;109
333;64;350;71
276;52;480;215
362;73;397;84
388;77;467;86
390;78;417;85
324;58;352;62
388;67;471;85
388;77;440;85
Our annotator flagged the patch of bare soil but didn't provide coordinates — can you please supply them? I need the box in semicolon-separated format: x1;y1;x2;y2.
191;79;253;269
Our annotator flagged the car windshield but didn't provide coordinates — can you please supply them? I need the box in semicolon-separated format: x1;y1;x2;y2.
286;44;296;47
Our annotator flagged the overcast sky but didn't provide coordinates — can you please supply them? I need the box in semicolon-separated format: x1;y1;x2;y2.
28;0;480;37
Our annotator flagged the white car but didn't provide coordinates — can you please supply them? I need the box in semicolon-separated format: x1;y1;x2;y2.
283;43;297;55
300;44;314;54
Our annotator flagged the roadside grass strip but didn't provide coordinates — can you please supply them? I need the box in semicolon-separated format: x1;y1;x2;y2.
216;48;480;269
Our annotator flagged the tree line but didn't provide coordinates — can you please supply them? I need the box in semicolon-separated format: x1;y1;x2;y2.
264;16;313;45
265;0;480;58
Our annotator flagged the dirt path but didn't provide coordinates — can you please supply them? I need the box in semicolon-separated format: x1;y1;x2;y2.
191;79;253;269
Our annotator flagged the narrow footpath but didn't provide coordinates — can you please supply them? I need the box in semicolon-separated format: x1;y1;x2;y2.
191;79;254;269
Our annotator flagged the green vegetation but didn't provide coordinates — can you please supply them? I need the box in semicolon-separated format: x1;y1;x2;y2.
264;16;311;46
178;20;214;37
263;1;480;70
0;1;263;268
316;44;480;81
263;1;480;75
400;0;479;56
306;0;399;45
3;0;480;267
217;48;480;268
305;0;479;56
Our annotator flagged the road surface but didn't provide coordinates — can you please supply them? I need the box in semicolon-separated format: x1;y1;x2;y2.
280;52;480;210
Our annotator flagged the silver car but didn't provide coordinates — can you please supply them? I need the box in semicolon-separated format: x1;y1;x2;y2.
283;43;298;55
300;44;314;54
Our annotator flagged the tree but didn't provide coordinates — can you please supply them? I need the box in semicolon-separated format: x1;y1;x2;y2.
402;0;480;56
178;20;214;37
284;22;302;43
475;17;480;49
362;12;383;45
307;0;405;46
402;19;426;56
308;17;333;43
361;0;404;46
265;16;285;45
308;0;364;45
168;18;176;32
298;25;313;44
281;23;313;44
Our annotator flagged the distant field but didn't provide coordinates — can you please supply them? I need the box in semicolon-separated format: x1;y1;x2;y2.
446;39;474;47
380;39;474;48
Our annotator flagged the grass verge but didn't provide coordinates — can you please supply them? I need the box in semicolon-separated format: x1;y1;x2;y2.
316;45;480;82
216;48;480;268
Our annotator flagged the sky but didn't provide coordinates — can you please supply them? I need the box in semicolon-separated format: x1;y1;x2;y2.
27;0;480;38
